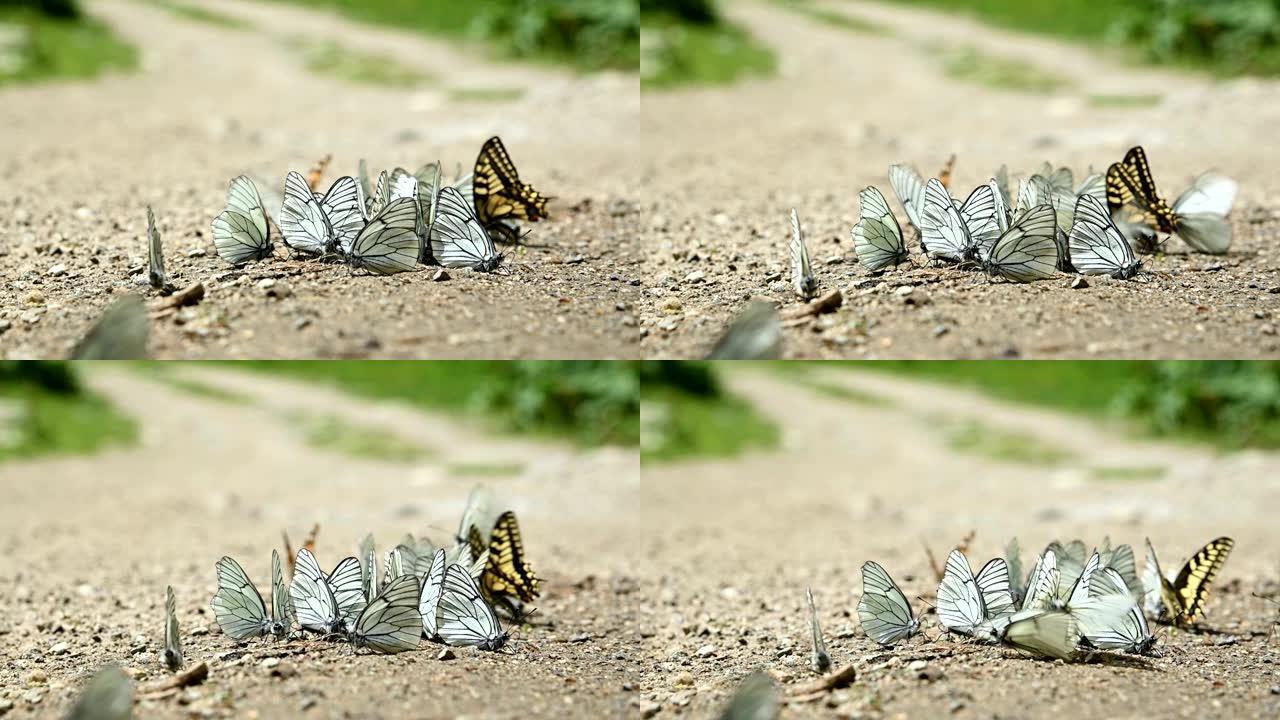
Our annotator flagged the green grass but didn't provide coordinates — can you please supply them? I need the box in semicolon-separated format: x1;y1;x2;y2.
768;0;888;35
140;0;250;29
935;45;1068;93
150;372;253;405
641;387;779;463
0;8;137;87
448;86;526;102
1087;93;1162;109
1090;465;1166;482
292;413;431;463
883;0;1141;45
0;386;137;463
937;415;1075;466
796;378;891;407
447;462;525;477
641;13;776;89
287;37;433;87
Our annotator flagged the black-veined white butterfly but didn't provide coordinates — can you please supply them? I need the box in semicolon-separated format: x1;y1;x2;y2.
146;206;173;292
348;574;423;654
430;186;503;272
1170;174;1237;254
348;197;421;275
921;179;1000;262
419;548;447;639
993;608;1079;660
269;548;293;636
212;175;273;264
888;164;927;242
359;534;378;601
292;548;363;634
806;586;831;674
1005;538;1026;605
437;563;508;650
162;585;183;671
789;209;818;300
1087;567;1157;654
456;484;497;547
980;204;1059;282
857;561;919;646
935;550;1011;640
212;556;278;640
1070;194;1141;279
280;172;365;256
418;162;442;263
853;187;908;271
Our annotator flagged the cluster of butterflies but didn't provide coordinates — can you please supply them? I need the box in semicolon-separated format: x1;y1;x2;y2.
787;146;1238;295
160;486;540;664
200;136;550;278
805;535;1235;666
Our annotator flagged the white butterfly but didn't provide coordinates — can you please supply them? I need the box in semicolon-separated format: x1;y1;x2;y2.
417;162;442;263
1086;567;1157;654
789;209;818;300
419;548;447;639
1142;538;1169;619
857;561;919;646
359;534;378;601
437;563;508;650
162;585;183;671
921;179;1000;262
993;608;1079;660
212;175;273;264
936;550;1012;640
888;164;927;237
389;167;418;202
1097;538;1142;605
367;169;390;219
212;556;278;640
1070;194;1141;279
146;206;173;292
269;549;293;636
456;484;497;546
853;187;908;271
1172;174;1237;254
980;204;1059;282
349;574;423;654
1005;538;1026;606
806;586;831;674
430;186;502;271
292;548;364;634
348;197;422;275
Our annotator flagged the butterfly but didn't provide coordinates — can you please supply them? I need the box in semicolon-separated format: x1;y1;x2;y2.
888;164;928;248
280;171;363;256
212;175;273;264
1097;537;1143;604
71;295;148;360
419;548;447;639
66;666;133;720
857;561;920;646
477;510;540;608
1106;146;1177;235
1144;536;1234;627
805;586;831;674
417;162;443;263
979;204;1059;282
853;186;908;271
1047;550;1139;648
212;556;286;640
789;209;817;300
1086;566;1157;654
162;585;183;672
348;197;422;275
145;206;174;293
1015;176;1073;272
993;608;1079;660
384;547;408;583
473;136;550;243
358;534;378;600
292;548;365;634
348;574;423;654
993;165;1012;211
718;672;779;720
437;563;508;650
920;179;1000;262
936;549;1013;640
389;167;418;202
457;484;497;547
269;549;293;636
706;301;782;360
1005;538;1026;606
1069;194;1141;279
1044;539;1089;598
1169;173;1238;254
430;186;503;271
1105;147;1236;254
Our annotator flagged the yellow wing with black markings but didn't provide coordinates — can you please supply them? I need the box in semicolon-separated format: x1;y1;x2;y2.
1106;146;1176;233
1156;536;1233;627
473;136;551;230
481;510;541;604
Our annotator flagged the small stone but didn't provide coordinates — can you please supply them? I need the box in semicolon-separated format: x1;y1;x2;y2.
189;626;209;636
295;318;312;331
712;212;730;226
0;320;11;334
1214;635;1237;646
907;660;927;672
261;657;280;670
824;256;843;265
695;644;715;658
1261;324;1276;336
47;264;67;277
1070;276;1089;289
299;697;318;711
22;690;41;705
13;208;30;223
570;633;591;643
639;702;661;719
564;254;585;264
187;248;207;258
25;670;47;685
75;207;93;219
769;280;789;294
661;298;682;313
932;325;949;338
432;269;450;281
764;272;782;283
672;671;694;687
437;648;456;661
271;661;298;678
684;270;705;283
894;285;914;297
950;700;966;713
49;642;69;655
257;278;276;292
76;583;95;597
23;290;44;305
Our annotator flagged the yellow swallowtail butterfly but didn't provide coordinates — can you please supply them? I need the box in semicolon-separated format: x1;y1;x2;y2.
1145;536;1233;628
1105;146;1176;234
474;510;541;606
473;136;551;242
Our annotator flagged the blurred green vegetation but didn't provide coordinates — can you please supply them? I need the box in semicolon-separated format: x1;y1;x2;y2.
239;361;638;447
269;0;638;72
291;412;432;463
140;0;251;30
936;415;1076;466
935;45;1068;93
0;361;138;463
286;36;433;87
0;0;136;86
641;0;774;88
640;362;779;462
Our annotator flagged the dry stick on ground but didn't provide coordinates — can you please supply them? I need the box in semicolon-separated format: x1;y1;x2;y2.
139;661;208;698
786;663;858;702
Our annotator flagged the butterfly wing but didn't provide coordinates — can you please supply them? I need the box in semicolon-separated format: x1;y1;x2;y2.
1167;537;1234;626
290;548;340;633
789;208;817;300
958;183;1000;258
327;556;366;630
853;186;907;271
1070;194;1139;278
984;204;1058;282
349;574;422;654
975;558;1015;619
456;484;496;546
1000;609;1078;660
418;163;442;263
438;563;506;649
212;556;270;640
1005;538;1025;605
389;167;418;201
213;176;272;264
921;178;970;261
419;548;447;638
163;585;183;671
430;186;501;271
280;171;332;255
358;534;377;600
271;549;292;636
805;586;831;673
319;176;364;255
1086;568;1154;653
473;136;549;225
936;550;983;635
857;561;918;646
1022;549;1059;611
146;206;169;291
888;164;926;231
349;197;421;275
1142;538;1167;619
482;510;540;603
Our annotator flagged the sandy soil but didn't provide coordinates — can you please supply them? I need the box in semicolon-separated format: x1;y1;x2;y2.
0;367;640;718
638;0;1280;359
0;0;641;359
634;369;1280;717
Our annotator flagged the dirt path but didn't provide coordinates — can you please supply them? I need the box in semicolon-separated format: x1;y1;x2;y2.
635;368;1280;717
0;367;639;717
638;0;1280;359
0;0;641;359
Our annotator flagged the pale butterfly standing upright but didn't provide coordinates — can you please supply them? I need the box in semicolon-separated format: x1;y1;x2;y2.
1069;194;1141;279
269;549;293;637
857;561;920;646
789;209;817;300
805;586;831;674
146;206;173;292
430;186;503;272
888;164;927;252
212;556;278;640
853;186;908;271
437;563;508;650
347;197;422;275
348;574;423;654
162;585;184;672
1086;566;1157;654
212;175;273;264
418;548;448;640
1171;174;1238;254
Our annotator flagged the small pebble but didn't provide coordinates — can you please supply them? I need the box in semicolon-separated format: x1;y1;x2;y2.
639;702;661;719
261;657;280;670
908;660;927;672
49;642;69;655
1070;276;1089;289
437;648;456;661
695;644;715;658
432;269;450;282
672;671;694;687
684;270;705;283
25;670;47;685
187;248;207;258
47;264;67;277
894;285;914;297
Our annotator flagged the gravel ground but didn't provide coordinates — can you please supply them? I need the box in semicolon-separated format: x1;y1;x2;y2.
0;0;642;359
638;0;1280;359
0;367;641;718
